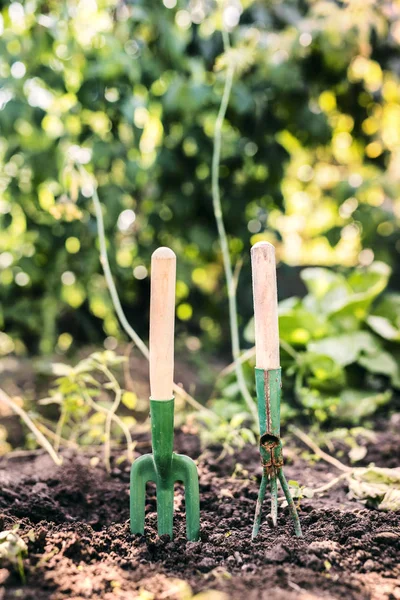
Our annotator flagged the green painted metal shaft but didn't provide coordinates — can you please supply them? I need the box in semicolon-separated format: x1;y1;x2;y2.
150;398;174;477
255;367;281;437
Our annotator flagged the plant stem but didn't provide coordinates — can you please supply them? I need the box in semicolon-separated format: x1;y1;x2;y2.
37;421;79;450
211;30;257;422
279;339;299;360
313;472;350;494
123;342;137;392
0;388;62;466
172;382;211;414
218;346;256;378
291;426;352;473
82;387;135;464
98;363;127;471
91;183;150;361
54;407;67;453
104;387;122;472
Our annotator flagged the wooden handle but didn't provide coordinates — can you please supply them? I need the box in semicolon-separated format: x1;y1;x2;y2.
250;241;280;369
149;247;176;400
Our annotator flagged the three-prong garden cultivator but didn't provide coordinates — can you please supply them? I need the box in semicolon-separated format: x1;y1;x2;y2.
250;242;302;539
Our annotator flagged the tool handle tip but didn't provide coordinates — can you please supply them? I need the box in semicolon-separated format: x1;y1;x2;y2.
251;240;275;252
152;247;176;260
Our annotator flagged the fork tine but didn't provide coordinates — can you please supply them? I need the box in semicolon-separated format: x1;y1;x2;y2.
130;455;156;535
278;468;303;538
130;248;200;540
156;484;175;537
270;472;278;527
252;472;267;540
174;454;200;541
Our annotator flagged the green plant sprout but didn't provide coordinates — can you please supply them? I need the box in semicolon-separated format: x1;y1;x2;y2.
0;528;28;583
283;480;315;509
197;412;256;462
39;350;136;471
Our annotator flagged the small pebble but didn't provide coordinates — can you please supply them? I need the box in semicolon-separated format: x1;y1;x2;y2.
363;559;375;571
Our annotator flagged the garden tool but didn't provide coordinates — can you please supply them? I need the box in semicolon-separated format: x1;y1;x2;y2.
130;247;200;541
251;241;302;539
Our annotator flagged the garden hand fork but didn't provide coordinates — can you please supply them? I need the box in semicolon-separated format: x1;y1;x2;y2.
251;242;302;539
130;247;200;541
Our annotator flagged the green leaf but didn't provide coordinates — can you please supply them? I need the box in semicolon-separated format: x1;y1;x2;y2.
121;391;137;410
49;363;73;376
347;262;391;296
367;316;400;341
243;317;255;343
279;309;329;346
348;445;367;463
301;267;349;301
329;262;391;322
308;331;380;366
230;413;247;429
121;416;136;429
303;353;346;391
367;293;400;341
302;487;315;499
358;350;399;378
300;264;391;329
0;530;28;559
221;381;240;399
337;389;392;422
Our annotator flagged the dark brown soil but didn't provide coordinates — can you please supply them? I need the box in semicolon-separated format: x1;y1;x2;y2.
0;425;399;600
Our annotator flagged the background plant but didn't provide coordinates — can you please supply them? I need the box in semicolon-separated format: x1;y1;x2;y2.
39;350;136;470
1;0;399;357
0;528;28;582
0;0;400;433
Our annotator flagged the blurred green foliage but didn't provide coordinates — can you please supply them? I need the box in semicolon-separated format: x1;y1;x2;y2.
0;0;400;372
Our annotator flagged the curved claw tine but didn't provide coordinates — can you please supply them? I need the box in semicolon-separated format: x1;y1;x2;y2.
173;454;200;541
278;468;303;538
130;455;156;535
252;472;267;540
270;471;278;527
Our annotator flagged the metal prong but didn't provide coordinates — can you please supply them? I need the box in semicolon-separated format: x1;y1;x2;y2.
270;471;278;527
130;454;156;535
278;468;303;538
173;454;200;541
252;472;267;540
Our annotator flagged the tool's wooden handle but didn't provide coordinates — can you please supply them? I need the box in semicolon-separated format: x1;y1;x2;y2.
251;241;280;369
149;247;176;400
